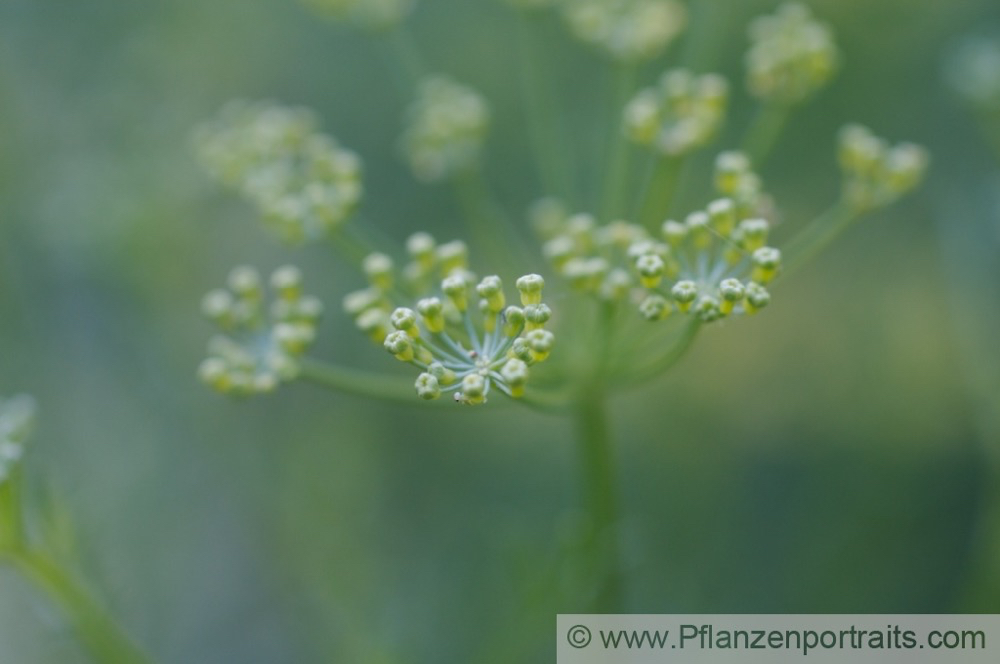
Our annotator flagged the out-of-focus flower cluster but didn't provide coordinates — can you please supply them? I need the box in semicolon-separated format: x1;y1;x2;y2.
746;3;838;105
535;151;780;323
0;395;36;484
624;69;729;156
301;0;414;30
838;125;930;213
402;77;491;182
343;235;554;404
946;36;1000;111
199;266;323;396
195;101;362;243
561;0;687;62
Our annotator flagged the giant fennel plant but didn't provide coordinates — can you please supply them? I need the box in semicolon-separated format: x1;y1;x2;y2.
0;1;928;660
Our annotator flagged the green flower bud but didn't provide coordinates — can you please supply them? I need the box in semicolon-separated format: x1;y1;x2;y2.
228;265;262;297
639;294;671;321
273;322;315;354
751;246;781;283
525;328;554;362
884;143;929;195
198;357;231;392
516;273;545;305
416;297;445;333
671;280;698;311
509;337;534;363
500;359;529;398
415;372;441;400
442;274;470;311
476;275;505;313
201;289;235;325
744;281;771;313
737;218;770;251
270;265;303;300
390;307;419;337
685;211;712;249
356;308;389;342
457;373;486;405
406;231;437;267
503;306;525;337
363;252;394;291
523;303;552;330
718;278;746;315
661;219;688;246
427;361;456;386
343;288;383;317
635;253;665;288
715;151;751;195
384;330;415;362
707;198;737;236
436;239;469;274
530;197;570;239
694;294;721;322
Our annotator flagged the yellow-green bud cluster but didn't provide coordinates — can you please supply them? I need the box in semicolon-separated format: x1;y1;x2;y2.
377;265;554;404
624;69;729;156
402;76;491;182
195;101;363;243
0;395;36;485
745;3;838;105
946;37;1000;110
533;172;780;323
561;0;687;63
198;266;323;396
301;0;413;30
838;124;929;213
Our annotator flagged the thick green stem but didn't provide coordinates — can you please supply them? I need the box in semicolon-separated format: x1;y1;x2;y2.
781;201;858;276
574;386;622;612
3;548;152;664
741;102;790;167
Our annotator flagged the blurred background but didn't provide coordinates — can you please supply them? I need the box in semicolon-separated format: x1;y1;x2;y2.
1;0;998;662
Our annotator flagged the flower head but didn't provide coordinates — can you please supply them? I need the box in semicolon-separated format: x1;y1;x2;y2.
838;124;929;213
746;2;838;105
561;0;687;63
0;395;36;484
195;100;362;243
535;153;780;323
624;69;729;156
199;266;323;396
402;77;491;182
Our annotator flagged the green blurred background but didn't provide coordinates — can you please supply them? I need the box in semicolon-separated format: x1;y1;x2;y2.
1;0;999;662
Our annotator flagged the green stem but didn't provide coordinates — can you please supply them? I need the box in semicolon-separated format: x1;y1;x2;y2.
575;385;622;612
636;154;684;230
781;201;859;276
600;65;638;220
741;102;791;167
516;12;572;201
1;544;151;663
298;357;429;404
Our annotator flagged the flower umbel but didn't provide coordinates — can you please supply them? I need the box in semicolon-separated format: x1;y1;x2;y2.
746;2;839;105
199;266;323;396
402;76;491;182
194;100;363;243
838;124;930;213
0;395;36;484
561;0;687;63
624;69;729;156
